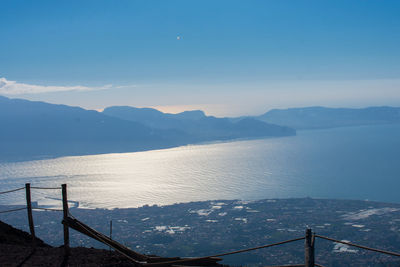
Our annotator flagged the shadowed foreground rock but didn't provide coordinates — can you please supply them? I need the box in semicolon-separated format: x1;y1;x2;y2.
0;220;135;266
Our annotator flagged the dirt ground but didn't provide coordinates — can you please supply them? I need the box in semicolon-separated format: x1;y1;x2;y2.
0;219;135;267
0;243;136;267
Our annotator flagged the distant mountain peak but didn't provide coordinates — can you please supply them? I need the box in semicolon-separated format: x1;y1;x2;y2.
173;110;206;120
257;106;400;130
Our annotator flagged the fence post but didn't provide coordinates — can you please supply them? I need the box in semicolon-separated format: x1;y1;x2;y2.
305;228;315;267
109;220;113;252
62;184;70;255
25;183;36;245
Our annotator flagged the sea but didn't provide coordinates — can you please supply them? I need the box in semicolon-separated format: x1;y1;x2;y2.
1;124;400;209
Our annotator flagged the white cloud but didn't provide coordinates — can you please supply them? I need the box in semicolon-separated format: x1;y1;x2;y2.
0;77;116;95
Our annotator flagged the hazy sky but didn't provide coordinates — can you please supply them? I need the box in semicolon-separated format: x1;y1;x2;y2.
1;0;400;116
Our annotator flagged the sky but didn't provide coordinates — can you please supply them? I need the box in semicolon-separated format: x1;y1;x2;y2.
1;0;400;117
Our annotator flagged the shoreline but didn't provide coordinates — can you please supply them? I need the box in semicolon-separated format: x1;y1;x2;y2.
2;196;400;211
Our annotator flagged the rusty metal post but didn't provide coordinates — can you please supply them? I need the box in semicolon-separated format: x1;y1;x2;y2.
62;184;70;255
305;228;315;267
25;183;36;245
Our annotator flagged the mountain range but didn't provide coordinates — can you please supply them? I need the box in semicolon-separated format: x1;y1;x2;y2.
0;96;193;161
102;106;295;140
0;96;294;161
256;106;400;130
2;95;399;161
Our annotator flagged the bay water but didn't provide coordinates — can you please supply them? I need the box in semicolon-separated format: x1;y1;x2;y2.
1;124;399;209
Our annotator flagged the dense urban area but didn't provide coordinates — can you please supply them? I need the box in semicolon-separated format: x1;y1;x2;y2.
1;198;400;266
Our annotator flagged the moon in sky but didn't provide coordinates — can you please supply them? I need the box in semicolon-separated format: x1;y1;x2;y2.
177;36;181;40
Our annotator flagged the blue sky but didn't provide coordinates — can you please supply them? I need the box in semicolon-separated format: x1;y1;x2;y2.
1;0;400;116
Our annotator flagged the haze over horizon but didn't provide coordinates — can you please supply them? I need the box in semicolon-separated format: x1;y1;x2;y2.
1;0;400;116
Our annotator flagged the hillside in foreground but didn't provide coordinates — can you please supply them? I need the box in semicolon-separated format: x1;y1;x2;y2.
0;219;136;267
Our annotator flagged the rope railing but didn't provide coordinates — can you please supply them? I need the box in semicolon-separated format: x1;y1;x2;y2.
2;183;400;267
59;184;400;266
65;212;144;264
32;207;63;212
0;185;63;215
0;183;66;253
0;187;25;194
209;236;305;258
31;186;62;190
64;212;400;267
315;234;400;257
141;236;305;266
65;207;307;266
66;210;306;266
0;207;27;214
